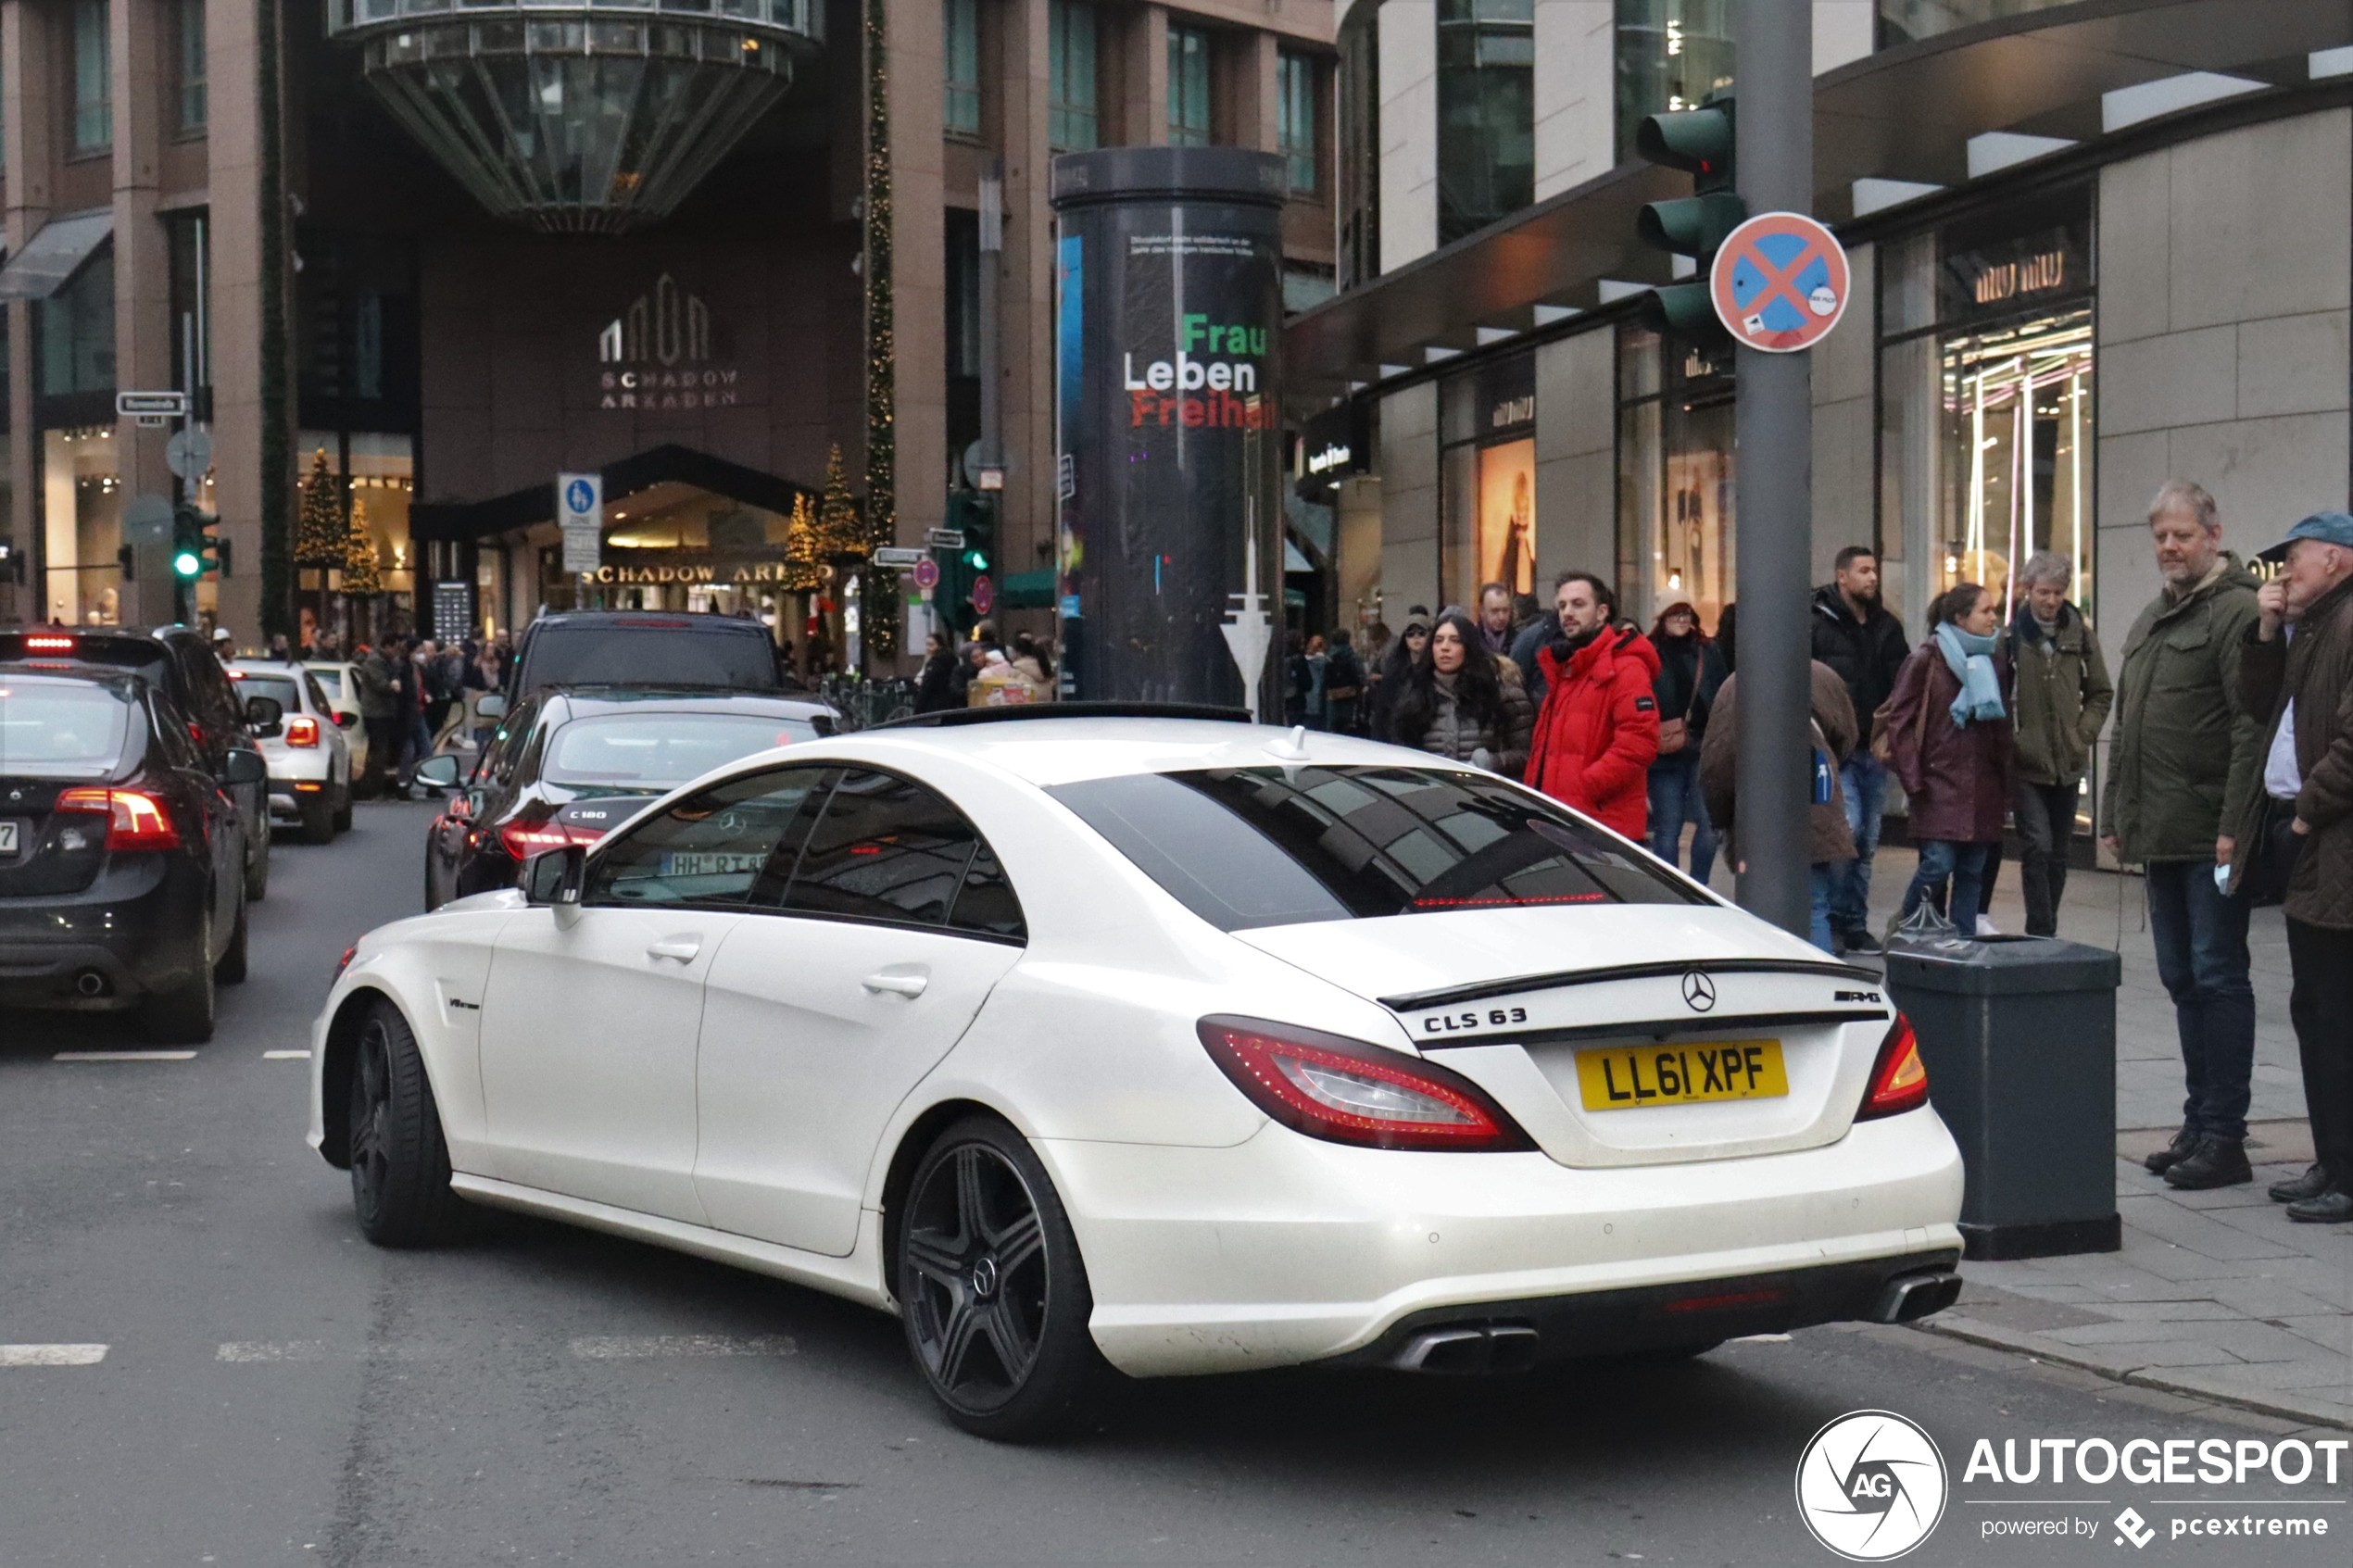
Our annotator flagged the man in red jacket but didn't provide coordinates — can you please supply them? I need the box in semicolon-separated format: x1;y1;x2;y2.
1525;571;1662;839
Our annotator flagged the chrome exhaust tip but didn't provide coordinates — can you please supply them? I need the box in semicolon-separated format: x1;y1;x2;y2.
74;969;109;998
1868;1270;1962;1323
1391;1322;1540;1374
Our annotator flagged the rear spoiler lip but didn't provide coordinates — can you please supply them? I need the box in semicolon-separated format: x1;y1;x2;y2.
1378;957;1883;1013
1414;1008;1892;1050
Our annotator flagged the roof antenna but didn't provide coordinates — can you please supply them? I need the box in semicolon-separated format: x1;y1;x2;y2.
1263;724;1312;761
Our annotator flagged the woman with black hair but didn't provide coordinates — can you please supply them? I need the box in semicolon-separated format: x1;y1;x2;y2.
1388;611;1533;774
1369;617;1429;743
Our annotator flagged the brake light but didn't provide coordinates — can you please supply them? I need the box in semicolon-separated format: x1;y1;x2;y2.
1196;1016;1534;1152
1856;1014;1929;1121
284;715;320;747
497;819;603;859
55;787;182;851
24;633;74;652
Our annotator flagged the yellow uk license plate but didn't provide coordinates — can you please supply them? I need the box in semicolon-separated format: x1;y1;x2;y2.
1574;1039;1789;1110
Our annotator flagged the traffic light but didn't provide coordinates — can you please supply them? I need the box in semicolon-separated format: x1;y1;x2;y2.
939;488;997;628
170;507;223;580
1634;100;1740;344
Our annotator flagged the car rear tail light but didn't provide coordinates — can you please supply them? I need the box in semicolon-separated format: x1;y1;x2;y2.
1196;1016;1534;1152
283;715;320;747
55;787;182;852
497;819;603;859
23;633;74;652
1856;1014;1930;1122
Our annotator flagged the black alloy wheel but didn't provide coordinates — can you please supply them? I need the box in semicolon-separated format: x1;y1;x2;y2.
898;1116;1105;1440
347;999;463;1247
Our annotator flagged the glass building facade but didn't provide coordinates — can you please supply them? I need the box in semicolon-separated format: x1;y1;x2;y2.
1435;0;1534;245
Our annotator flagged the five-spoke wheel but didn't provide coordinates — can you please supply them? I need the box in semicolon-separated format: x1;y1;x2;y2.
347;998;462;1247
897;1116;1104;1440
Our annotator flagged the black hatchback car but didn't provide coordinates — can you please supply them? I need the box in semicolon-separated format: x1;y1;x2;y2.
419;686;835;909
0;667;262;1042
0;626;276;901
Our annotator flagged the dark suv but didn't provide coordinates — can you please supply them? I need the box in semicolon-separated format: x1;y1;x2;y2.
507;610;793;699
0;627;276;900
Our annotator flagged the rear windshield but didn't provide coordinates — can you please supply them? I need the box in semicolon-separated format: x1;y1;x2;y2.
542;712;814;790
523;624;778;691
0;678;135;779
1049;765;1705;932
234;674;303;713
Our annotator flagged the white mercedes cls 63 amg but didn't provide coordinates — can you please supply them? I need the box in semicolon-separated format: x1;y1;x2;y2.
309;708;1964;1439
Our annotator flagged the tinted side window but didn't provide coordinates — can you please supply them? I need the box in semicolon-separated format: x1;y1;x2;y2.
145;692;202;771
585;767;832;909
779;770;1022;937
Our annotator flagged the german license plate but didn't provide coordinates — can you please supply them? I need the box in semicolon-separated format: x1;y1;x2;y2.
1575;1039;1788;1110
0;821;18;856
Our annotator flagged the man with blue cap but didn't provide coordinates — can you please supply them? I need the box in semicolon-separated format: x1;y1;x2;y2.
2234;510;2353;1224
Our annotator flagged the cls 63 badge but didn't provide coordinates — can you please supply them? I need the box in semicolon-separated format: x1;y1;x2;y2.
1423;1006;1528;1035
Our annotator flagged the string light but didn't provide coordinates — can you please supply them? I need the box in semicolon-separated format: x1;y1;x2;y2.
862;0;899;663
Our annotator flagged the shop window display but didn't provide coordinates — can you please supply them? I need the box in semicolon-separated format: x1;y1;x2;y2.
1617;326;1735;633
1878;186;2093;627
1440;353;1537;612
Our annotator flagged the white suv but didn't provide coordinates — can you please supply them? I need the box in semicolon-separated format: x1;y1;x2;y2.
229;660;354;844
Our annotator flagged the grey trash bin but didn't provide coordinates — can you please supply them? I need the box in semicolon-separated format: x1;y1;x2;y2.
1883;935;2123;1261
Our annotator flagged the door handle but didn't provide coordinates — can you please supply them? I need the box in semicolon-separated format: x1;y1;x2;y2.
647;937;701;962
861;969;928;998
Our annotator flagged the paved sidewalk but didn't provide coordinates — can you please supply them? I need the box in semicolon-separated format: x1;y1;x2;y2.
1685;848;2353;1430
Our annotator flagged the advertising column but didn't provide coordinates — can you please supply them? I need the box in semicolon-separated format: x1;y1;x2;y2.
1050;148;1287;711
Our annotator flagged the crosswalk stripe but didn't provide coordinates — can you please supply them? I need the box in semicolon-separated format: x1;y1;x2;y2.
568;1335;797;1360
262;1049;311;1060
217;1342;329;1362
0;1344;108;1366
54;1050;196;1062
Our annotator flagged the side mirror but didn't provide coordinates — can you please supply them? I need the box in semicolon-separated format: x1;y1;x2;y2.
476;694;507;720
413;753;463;789
245;695;283;736
333;710;359;729
223;748;269;787
809;713;838;738
522;844;586;908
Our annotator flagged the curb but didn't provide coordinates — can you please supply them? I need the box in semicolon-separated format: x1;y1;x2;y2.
1912;1314;2353;1434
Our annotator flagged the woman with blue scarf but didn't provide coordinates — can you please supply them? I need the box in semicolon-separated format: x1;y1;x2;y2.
1885;582;2016;925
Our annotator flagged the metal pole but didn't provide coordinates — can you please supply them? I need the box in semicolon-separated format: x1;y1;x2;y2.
1732;0;1814;938
977;157;1004;476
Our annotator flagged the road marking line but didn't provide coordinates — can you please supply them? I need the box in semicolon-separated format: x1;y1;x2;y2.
569;1335;797;1360
0;1344;108;1366
262;1049;312;1060
53;1050;196;1062
217;1341;329;1362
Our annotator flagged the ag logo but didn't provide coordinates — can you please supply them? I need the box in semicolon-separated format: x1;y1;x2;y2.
1794;1410;1947;1561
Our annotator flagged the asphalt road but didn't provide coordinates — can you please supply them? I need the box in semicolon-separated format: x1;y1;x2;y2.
1;799;2341;1567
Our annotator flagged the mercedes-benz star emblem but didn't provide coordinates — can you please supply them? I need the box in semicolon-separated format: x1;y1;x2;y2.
1681;970;1718;1012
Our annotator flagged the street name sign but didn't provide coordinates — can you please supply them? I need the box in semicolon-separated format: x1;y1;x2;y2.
117;391;188;418
926;528;966;551
872;546;926;568
1709;211;1850;353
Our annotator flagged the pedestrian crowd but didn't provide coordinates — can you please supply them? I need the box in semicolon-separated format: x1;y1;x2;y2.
295;627;515;797
1290;475;2345;1220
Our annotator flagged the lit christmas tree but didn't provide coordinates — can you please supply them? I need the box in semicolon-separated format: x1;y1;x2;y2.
295;447;345;567
815;444;866;561
341;496;381;596
779;492;824;591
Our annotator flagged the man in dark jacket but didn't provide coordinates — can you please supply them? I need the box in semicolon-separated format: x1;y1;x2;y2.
2103;480;2267;1192
1701;661;1858;952
1809;546;1910;954
2235;512;2353;1223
